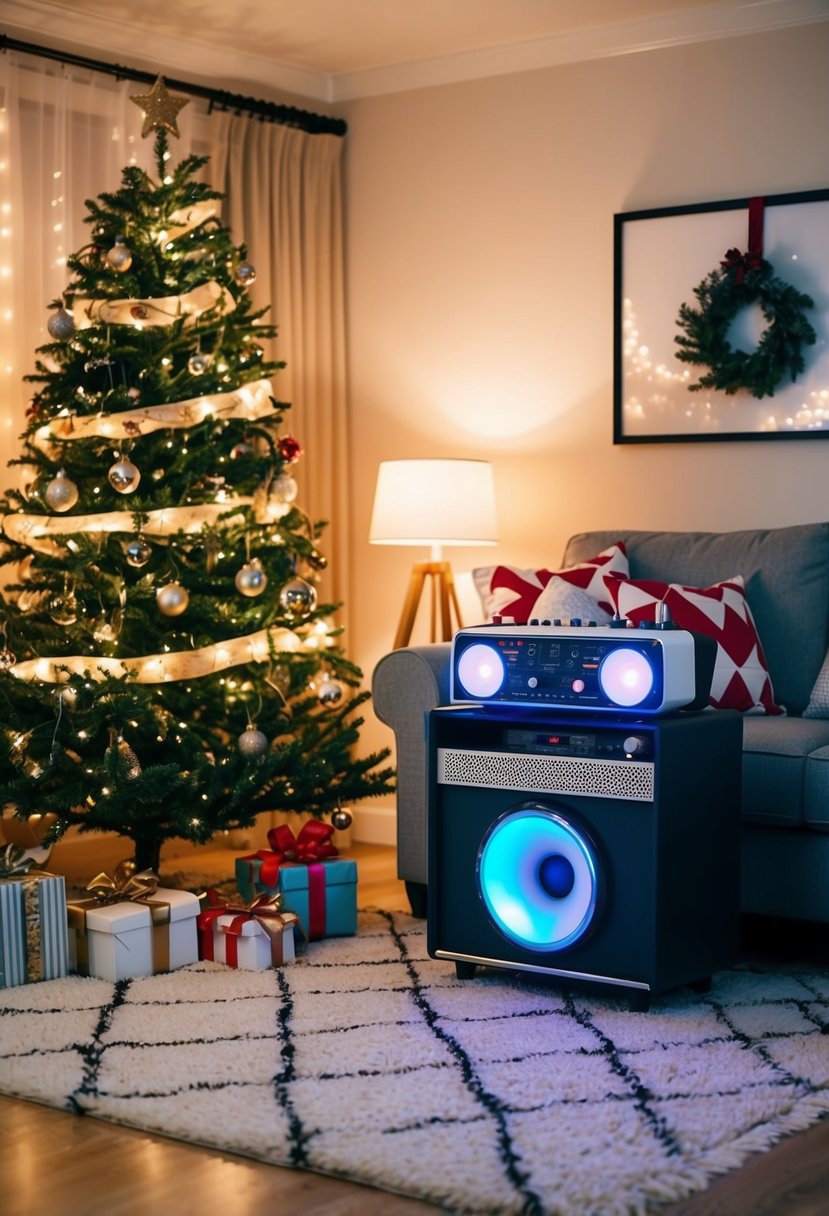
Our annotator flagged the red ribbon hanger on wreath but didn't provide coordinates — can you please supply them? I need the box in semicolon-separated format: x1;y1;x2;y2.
720;196;765;283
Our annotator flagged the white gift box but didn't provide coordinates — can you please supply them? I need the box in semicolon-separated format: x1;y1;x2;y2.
68;886;200;981
212;911;296;970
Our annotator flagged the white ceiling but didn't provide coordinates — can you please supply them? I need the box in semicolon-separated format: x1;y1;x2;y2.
4;0;829;102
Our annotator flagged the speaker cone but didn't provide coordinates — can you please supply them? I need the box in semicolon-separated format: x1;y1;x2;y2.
477;803;600;951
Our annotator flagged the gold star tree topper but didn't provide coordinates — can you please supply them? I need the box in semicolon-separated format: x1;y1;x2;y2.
130;76;190;139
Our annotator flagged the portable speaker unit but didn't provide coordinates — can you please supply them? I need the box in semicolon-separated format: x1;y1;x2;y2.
450;621;717;715
427;705;742;1008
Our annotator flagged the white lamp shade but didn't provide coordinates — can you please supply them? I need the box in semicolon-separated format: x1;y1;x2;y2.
369;459;498;547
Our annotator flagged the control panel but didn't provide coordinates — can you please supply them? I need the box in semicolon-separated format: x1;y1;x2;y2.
450;621;710;715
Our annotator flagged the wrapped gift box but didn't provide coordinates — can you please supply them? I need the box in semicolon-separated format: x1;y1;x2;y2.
276;859;357;941
212;911;296;970
0;870;68;989
67;886;199;981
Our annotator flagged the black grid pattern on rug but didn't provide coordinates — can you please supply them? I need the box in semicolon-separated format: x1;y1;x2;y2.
2;909;829;1216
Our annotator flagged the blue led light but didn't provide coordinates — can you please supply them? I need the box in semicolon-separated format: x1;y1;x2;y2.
456;642;505;699
598;646;655;708
478;805;599;951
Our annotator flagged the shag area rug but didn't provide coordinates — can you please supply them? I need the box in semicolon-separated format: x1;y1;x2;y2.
1;908;828;1216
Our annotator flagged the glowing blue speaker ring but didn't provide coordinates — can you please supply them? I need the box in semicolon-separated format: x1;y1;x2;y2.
598;646;655;708
478;805;600;951
456;642;506;699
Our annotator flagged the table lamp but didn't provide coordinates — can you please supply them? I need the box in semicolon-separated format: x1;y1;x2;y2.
369;458;498;649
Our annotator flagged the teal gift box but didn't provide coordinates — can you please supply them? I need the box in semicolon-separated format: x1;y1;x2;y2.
235;855;357;941
0;870;69;989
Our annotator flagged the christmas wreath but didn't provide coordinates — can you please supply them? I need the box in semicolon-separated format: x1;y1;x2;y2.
674;200;816;399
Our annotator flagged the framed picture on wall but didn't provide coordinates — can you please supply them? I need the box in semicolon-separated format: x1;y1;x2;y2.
613;187;829;443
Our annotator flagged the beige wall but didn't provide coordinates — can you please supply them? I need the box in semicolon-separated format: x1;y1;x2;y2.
338;23;829;763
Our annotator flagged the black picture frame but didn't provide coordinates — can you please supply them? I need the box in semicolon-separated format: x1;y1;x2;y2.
613;187;829;443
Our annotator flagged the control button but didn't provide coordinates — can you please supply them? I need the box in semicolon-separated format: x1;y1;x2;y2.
609;615;628;628
572;678;585;693
530;618;540;625
527;677;539;689
570;617;582;627
623;735;647;756
638;620;657;630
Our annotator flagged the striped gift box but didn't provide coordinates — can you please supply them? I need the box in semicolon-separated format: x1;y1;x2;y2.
0;872;69;989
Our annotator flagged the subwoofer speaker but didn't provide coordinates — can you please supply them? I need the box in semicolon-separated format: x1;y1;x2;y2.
427;706;742;1008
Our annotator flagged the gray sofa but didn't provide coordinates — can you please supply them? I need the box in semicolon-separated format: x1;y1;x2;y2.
372;522;829;924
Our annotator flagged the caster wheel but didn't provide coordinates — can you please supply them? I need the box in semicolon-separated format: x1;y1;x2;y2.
455;961;477;980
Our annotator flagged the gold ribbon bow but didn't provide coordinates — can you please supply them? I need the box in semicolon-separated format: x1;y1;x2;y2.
84;860;160;905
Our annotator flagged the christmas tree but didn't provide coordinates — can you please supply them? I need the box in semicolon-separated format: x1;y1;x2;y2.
0;78;393;873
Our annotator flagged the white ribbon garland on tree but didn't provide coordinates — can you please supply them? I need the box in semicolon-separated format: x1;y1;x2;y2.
72;280;235;329
1;499;253;553
7;622;333;684
33;378;277;450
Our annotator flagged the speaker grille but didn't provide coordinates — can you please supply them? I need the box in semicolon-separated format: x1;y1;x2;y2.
437;747;654;802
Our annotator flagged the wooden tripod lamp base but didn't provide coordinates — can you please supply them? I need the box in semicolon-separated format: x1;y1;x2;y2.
393;560;463;650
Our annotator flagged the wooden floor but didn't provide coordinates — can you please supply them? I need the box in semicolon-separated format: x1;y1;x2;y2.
2;836;828;1216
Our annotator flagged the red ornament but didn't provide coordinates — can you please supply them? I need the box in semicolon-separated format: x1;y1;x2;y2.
278;435;303;464
130;304;149;320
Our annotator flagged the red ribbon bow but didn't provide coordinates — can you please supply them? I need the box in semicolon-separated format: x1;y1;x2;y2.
720;196;765;284
719;247;763;284
242;820;339;889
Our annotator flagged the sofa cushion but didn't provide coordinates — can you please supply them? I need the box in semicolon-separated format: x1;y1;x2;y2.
472;542;628;623
743;716;829;828
803;645;829;719
563;524;829;714
528;575;612;625
605;573;781;714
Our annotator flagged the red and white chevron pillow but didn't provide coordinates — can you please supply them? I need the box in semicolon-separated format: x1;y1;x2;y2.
605;573;782;715
472;542;629;624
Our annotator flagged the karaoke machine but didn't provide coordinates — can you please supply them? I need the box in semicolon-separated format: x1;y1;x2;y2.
450;619;716;716
427;704;742;1008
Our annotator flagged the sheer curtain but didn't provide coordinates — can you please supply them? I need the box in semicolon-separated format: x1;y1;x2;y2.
0;53;195;477
0;52;349;613
209;113;349;614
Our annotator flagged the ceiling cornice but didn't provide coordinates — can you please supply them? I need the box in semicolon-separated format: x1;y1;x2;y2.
3;0;828;105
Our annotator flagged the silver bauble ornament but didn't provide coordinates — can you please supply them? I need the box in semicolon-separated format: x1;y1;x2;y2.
238;727;268;757
44;470;79;513
235;260;257;285
235;559;268;598
156;581;189;617
47;307;75;341
108;457;141;494
116;737;142;780
187;351;212;375
271;473;298;504
331;808;353;831
106;236;133;272
125;537;153;568
318;678;343;704
49;592;79;626
278;576;317;618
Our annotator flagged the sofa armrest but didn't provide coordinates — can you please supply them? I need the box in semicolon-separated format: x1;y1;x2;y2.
371;644;452;885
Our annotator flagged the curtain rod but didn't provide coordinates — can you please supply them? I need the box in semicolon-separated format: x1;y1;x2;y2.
0;33;347;137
